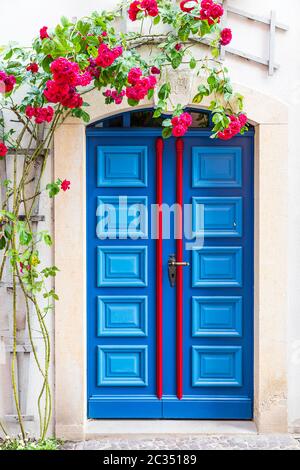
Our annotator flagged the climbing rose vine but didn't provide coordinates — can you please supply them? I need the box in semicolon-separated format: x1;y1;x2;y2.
0;0;247;442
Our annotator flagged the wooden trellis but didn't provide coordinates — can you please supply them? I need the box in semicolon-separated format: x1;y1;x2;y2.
220;1;289;75
0;115;46;424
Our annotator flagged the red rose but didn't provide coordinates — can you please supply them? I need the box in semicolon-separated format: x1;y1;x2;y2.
128;0;159;21
220;28;232;46
209;3;224;19
87;59;101;79
199;1;223;23
171;112;193;136
78;71;92;86
40;26;49;40
172;124;188;137
141;0;159;17
50;57;81;86
126;72;156;102
230;120;241;135
175;43;183;51
217;128;233;140
128;68;143;85
60;89;83;109
171;116;180;126
25;105;36;119
26;105;54;124
43;57;91;110
151;66;160;75
96;44;121;68
201;0;213;8
61;180;71;192
0;71;16;93
113;46;123;58
128;1;141;21
26;63;39;73
180;0;198;13
217;114;245;141
239;113;247;127
145;75;157;88
0;142;8;158
180;112;193;127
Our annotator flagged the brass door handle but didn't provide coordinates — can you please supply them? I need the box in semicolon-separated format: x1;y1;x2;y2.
168;255;189;287
169;261;190;267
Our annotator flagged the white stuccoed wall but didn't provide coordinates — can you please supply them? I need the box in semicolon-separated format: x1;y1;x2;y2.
0;0;299;433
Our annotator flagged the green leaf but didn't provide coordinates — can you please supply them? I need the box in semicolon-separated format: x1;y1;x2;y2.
162;127;172;139
192;93;203;104
44;289;59;301
0;236;6;250
158;83;171;100
153;109;162;118
178;24;190;42
0;210;16;222
127;98;139;107
4;225;12;240
42;266;59;278
3;49;13;60
19;227;32;245
41;55;52;73
86;45;97;57
46;182;60;198
212;113;223;124
211;47;219;59
197;84;210;96
43;233;53;246
147;88;154;100
200;20;211;37
86;36;99;47
190;57;196;69
60;16;70;27
162;118;172;127
153;15;161;25
171;55;182;69
76;20;91;36
80;110;91;123
207;74;217;90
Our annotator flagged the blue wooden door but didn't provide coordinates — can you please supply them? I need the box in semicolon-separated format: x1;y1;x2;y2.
87;118;254;419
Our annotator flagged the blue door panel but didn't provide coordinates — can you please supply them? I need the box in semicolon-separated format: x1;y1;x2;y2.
97;246;148;287
97;345;148;387
192;346;243;387
97;296;148;337
97;146;148;187
192;296;243;337
192;247;243;287
192;197;242;237
192;147;242;188
97;196;148;238
87;126;254;419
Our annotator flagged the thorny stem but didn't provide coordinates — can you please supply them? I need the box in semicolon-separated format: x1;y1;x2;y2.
10;151;26;439
0;105;63;441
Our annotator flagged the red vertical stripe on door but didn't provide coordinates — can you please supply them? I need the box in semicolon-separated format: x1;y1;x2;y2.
156;137;164;400
176;138;184;400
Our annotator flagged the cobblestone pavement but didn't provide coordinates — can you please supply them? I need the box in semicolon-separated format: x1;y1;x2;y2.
64;435;300;450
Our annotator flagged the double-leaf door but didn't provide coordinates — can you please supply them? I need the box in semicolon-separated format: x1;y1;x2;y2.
87;125;254;419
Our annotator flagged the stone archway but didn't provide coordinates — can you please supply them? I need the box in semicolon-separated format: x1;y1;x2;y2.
54;82;288;439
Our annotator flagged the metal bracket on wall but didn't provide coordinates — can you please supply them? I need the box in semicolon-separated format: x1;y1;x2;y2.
221;1;289;75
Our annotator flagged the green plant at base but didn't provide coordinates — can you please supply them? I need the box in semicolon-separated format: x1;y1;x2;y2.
0;436;62;451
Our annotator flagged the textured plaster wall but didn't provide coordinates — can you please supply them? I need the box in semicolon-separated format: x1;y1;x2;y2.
0;0;299;433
